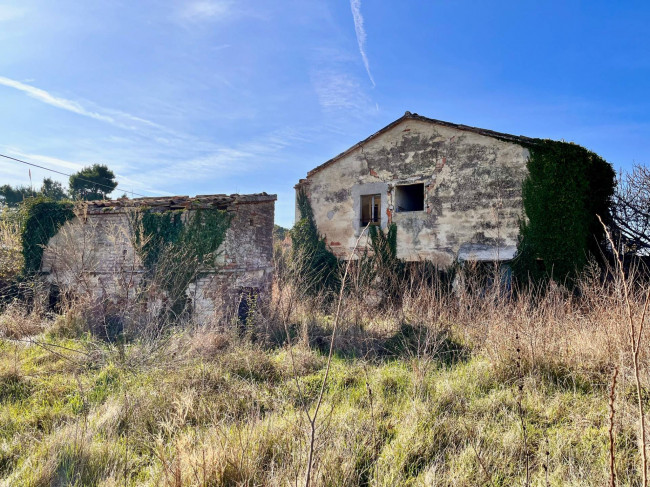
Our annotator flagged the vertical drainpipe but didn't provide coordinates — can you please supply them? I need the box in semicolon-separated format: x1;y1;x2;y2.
386;186;393;225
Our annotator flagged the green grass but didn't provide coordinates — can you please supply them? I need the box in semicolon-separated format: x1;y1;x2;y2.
0;325;643;486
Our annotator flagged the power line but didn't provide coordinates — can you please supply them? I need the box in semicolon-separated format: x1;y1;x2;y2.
0;153;148;198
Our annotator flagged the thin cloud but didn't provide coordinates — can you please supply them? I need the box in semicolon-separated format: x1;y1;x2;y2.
350;0;375;87
0;76;182;137
9;150;85;173
178;1;232;22
0;76;116;124
312;70;372;113
136;129;304;188
0;5;27;22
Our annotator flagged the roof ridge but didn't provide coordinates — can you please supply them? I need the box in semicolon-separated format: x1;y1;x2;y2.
303;112;537;179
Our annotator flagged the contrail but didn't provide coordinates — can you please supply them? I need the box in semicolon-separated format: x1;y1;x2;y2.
350;0;375;87
0;76;116;124
0;75;172;134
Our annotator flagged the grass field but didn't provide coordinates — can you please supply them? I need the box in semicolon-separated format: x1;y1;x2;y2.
1;265;650;486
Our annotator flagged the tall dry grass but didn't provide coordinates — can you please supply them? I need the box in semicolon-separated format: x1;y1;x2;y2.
4;232;650;484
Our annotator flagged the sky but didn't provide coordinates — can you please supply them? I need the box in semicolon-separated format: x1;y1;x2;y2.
0;0;649;228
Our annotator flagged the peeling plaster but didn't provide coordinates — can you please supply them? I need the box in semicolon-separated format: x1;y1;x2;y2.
297;118;528;262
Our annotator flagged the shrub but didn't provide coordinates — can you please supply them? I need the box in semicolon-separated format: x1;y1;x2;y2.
0;210;23;284
0;301;44;339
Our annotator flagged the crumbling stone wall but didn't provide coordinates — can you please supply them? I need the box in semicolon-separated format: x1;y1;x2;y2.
296;113;529;265
189;197;276;322
41;194;276;324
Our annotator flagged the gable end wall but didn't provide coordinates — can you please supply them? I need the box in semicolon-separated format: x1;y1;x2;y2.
297;119;528;265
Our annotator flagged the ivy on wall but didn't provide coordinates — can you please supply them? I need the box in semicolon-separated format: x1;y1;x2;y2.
290;189;339;295
134;210;185;270
513;139;616;284
20;197;74;275
131;207;232;315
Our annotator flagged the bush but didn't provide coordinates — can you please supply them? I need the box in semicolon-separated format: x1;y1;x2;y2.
0;210;23;284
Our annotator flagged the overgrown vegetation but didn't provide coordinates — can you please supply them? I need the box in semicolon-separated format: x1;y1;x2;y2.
290;190;339;296
0;209;23;285
19;197;74;275
1;158;647;486
273;224;289;241
2;248;650;485
514;139;616;284
366;223;405;296
130;207;232;317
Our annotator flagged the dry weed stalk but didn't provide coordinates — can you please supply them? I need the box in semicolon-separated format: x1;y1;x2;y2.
515;331;530;487
609;365;619;487
304;228;366;487
463;423;494;487
600;214;649;486
544;436;550;487
362;362;379;486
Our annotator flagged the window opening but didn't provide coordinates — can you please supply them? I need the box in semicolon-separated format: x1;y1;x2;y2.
394;183;424;212
360;194;381;226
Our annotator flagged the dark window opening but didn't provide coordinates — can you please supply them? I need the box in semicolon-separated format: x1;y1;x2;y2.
360;194;381;226
395;183;424;212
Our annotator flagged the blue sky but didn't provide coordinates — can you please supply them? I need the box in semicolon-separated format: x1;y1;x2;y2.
0;1;649;227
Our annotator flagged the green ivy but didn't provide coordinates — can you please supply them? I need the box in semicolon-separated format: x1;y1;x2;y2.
20;197;74;275
368;223;398;266
131;207;232;316
134;210;185;270
290;189;340;295
513;139;616;285
366;223;407;298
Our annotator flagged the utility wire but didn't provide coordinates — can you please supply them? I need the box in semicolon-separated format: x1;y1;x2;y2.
0;153;148;198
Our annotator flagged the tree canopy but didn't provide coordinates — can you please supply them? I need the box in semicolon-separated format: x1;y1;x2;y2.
69;164;118;201
0;185;35;207
612;164;650;254
40;178;68;201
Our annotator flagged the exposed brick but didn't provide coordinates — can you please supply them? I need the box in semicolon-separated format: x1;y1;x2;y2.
41;193;276;325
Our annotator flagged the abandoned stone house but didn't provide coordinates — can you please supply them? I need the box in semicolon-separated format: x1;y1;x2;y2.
295;112;532;266
40;193;276;323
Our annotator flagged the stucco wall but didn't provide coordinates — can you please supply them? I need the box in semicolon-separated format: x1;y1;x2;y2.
41;195;275;324
297;118;528;265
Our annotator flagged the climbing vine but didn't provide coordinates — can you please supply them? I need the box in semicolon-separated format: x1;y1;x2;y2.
133;210;185;270
513;139;616;285
290;189;340;295
20;197;74;275
130;207;232;315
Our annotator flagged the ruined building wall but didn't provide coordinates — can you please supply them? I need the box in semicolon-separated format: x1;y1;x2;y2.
41;194;276;324
190;199;275;321
297;118;529;265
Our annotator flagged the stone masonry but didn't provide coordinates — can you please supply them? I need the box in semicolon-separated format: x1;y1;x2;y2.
296;112;530;266
41;193;276;324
